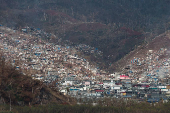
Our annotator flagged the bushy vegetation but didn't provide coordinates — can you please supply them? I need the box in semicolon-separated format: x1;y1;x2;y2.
0;54;75;106
0;99;168;113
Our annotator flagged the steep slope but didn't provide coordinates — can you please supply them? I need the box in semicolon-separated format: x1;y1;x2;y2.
0;56;76;105
112;30;170;73
1;0;170;70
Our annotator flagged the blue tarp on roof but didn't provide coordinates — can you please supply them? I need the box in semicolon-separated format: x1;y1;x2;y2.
4;47;8;50
70;89;80;91
34;53;41;56
147;98;159;103
123;95;132;98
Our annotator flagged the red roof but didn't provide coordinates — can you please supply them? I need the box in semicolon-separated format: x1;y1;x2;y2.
95;90;104;92
98;82;103;84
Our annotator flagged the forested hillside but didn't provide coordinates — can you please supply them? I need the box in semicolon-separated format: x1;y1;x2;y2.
1;0;170;70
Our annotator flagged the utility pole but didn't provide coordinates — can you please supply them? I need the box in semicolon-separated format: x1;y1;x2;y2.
9;93;11;111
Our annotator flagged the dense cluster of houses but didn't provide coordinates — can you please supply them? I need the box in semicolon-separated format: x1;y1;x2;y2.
0;26;101;79
1;26;170;103
59;73;170;103
58;41;170;103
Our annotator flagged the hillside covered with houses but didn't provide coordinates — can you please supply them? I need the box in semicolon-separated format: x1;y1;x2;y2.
1;0;170;71
1;25;170;105
2;1;170;112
